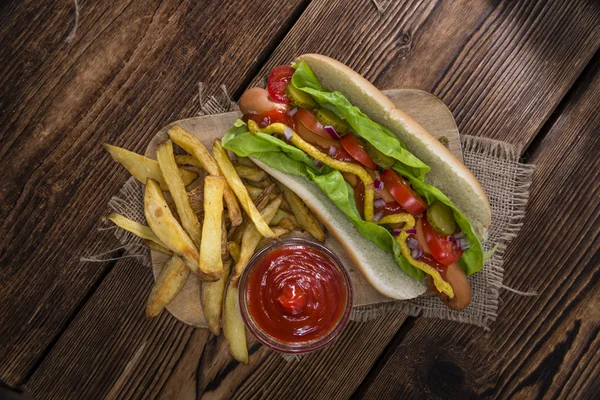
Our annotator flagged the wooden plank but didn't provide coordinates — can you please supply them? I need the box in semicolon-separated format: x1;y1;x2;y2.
250;0;600;149
19;0;600;398
0;0;309;387
354;54;600;399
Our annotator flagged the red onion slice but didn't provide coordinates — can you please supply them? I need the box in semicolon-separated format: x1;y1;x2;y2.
373;198;386;208
406;237;419;249
324;126;341;140
373;180;384;190
372;211;384;222
328;145;337;157
411;248;423;259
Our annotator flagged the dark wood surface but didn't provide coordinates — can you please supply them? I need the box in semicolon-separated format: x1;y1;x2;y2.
0;0;598;399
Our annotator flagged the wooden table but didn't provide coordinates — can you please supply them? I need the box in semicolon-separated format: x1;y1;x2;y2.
1;1;599;398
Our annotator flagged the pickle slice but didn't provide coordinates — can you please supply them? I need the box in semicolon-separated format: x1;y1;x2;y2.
427;202;456;236
365;143;395;169
285;84;317;109
316;108;349;134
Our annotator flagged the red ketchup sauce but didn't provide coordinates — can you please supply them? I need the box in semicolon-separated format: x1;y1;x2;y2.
245;244;349;344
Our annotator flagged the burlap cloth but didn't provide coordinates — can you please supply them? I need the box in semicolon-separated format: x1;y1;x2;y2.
84;86;534;331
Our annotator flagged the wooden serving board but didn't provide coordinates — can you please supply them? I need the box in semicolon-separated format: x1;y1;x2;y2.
146;89;461;328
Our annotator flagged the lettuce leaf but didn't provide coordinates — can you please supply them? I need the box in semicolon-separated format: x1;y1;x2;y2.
222;120;425;279
291;61;430;180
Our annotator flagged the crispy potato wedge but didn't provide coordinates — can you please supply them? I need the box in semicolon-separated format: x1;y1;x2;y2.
277;218;295;231
202;260;231;335
246;185;279;202
233;196;282;281
199;176;226;280
145;255;189;318
157;140;203;246
223;282;248;364
228;184;274;243
106;213;165;246
250;178;274;188
226;241;241;263
279;184;326;242
175;155;203;168
187;185;204;219
236;157;256;167
144;240;172;255
144;179;202;276
104;144;196;190
234;164;268;182
270;209;298;226
213;140;275;238
168;125;242;227
256;227;289;249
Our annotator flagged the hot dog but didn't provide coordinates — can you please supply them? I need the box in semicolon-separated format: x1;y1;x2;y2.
223;54;490;310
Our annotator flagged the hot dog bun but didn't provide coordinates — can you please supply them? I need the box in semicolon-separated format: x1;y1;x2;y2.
296;54;491;239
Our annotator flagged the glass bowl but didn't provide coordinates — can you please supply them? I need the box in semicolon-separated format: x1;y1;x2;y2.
238;237;353;354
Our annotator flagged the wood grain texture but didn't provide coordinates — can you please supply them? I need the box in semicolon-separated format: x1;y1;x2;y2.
145;89;460;328
250;0;600;149
0;0;309;387
354;54;600;400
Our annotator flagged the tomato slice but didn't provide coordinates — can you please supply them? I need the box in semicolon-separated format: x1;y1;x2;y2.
354;180;365;219
339;134;378;169
295;108;331;139
268;65;295;104
329;146;355;163
422;216;463;265
243;109;296;131
380;170;427;215
295;110;340;149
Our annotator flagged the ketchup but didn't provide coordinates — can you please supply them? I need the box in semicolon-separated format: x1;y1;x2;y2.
245;244;349;344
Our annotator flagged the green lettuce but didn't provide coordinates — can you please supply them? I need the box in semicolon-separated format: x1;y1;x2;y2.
291;61;430;180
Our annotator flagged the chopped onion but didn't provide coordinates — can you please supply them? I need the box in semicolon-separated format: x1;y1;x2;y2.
374;198;386;208
284;128;293;141
457;238;471;251
313;159;324;168
373;180;384;190
453;232;466;240
411;248;423;259
392;228;402;236
405;228;417;235
373;211;384;222
287;107;298;116
324;125;341;140
406;237;419;249
328;145;337;157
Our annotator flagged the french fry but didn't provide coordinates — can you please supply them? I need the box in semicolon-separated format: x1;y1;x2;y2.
144;179;201;276
236;157;256;167
168;125;243;227
234;164;268;182
279;184;326;242
226;241;241;263
175;155;202;168
278;218;295;231
145;256;189;318
213;140;274;238
157;140;203;246
106;213;166;247
270;209;298;226
187;185;204;218
228;184;275;243
144;240;172;255
250;178;274;188
202;259;231;335
223;282;248;364
104;144;196;190
221;217;228;258
279;198;292;213
256;227;289;249
245;185;278;202
199;176;226;280
233;196;282;281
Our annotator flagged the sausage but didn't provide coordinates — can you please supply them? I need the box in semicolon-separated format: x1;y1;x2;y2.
433;262;472;310
239;87;287;115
